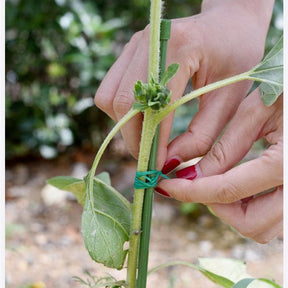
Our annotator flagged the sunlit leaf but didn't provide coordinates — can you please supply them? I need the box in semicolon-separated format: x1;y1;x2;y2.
198;258;280;288
249;36;283;106
198;266;234;288
82;174;131;269
198;258;249;285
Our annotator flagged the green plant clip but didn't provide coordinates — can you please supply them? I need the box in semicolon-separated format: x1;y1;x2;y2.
134;170;169;189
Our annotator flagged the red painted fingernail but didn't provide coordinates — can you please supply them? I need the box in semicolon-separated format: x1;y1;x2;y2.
162;157;181;174
176;165;197;180
155;187;171;198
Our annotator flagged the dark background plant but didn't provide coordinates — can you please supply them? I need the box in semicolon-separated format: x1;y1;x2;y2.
5;0;282;160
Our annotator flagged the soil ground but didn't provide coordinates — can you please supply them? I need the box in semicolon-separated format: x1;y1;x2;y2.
5;152;283;288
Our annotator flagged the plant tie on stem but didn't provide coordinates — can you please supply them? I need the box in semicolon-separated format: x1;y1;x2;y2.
134;170;169;189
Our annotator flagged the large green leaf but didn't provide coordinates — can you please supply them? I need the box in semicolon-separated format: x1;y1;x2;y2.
82;174;131;269
47;172;111;206
249;35;283;106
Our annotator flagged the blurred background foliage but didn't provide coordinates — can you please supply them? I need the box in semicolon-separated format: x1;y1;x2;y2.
5;0;283;160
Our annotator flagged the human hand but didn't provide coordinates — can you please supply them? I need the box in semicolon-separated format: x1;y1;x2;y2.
95;0;274;169
156;91;283;243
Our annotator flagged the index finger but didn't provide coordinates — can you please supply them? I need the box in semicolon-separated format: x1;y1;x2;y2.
158;142;283;203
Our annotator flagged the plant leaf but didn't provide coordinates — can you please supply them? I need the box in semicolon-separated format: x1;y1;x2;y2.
258;279;282;288
82;174;131;269
160;63;179;86
47;176;86;205
133;102;147;111
258;81;282;106
198;258;280;288
197;267;234;288
47;172;111;206
249;35;283;106
95;171;112;186
232;278;255;288
232;278;282;288
198;258;250;285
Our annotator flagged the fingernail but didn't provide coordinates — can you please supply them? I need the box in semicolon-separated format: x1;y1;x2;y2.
155;187;171;198
176;165;197;180
162;157;181;174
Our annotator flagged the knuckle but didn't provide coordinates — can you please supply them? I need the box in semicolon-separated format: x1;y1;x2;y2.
215;180;240;203
193;132;215;155
209;140;227;167
113;90;134;116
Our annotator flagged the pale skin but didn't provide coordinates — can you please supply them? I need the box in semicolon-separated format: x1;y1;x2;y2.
95;0;283;243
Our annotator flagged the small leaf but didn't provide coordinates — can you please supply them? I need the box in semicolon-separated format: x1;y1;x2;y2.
160;63;180;86
82;175;131;269
47;176;86;205
249;36;283;106
133;102;147;111
198;267;234;288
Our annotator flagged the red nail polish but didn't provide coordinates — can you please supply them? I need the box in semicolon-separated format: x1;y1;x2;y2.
155;187;171;198
176;165;197;180
162;157;181;174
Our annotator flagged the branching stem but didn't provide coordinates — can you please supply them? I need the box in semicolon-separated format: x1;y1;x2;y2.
126;1;163;287
155;71;251;123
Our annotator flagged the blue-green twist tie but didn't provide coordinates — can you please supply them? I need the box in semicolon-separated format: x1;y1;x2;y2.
134;170;169;189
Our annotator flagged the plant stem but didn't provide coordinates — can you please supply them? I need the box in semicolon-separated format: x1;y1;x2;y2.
127;111;158;288
87;109;139;209
148;261;199;276
126;1;163;287
89;109;139;178
137;19;171;288
155;70;251;123
148;0;162;81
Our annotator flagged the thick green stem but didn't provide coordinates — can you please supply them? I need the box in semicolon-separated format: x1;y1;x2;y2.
126;2;163;286
127;110;158;287
137;19;171;288
148;0;162;80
